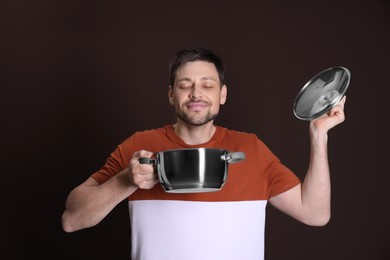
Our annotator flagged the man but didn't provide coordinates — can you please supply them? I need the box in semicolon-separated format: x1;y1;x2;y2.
62;47;346;260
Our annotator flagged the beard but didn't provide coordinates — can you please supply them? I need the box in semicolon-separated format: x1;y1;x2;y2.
176;110;219;126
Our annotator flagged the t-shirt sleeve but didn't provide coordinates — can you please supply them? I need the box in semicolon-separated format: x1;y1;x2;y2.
252;137;301;198
90;134;135;184
267;161;301;197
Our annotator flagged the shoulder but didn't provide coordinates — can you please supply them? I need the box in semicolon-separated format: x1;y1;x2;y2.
218;126;260;142
131;125;169;139
116;125;167;148
217;126;272;153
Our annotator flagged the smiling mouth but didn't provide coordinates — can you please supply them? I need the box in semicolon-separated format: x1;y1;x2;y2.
186;102;209;110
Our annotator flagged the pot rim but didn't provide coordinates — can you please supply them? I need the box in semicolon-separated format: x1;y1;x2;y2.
156;147;229;154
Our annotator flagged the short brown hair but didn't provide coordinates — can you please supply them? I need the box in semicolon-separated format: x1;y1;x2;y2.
169;47;225;87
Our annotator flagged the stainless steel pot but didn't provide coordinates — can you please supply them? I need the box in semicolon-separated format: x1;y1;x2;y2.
139;148;246;193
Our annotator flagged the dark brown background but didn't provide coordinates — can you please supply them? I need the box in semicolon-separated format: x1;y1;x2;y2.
1;0;389;259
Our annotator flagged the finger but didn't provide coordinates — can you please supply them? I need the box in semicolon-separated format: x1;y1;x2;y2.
133;171;158;186
133;172;156;182
129;157;155;176
130;150;154;168
140;150;154;159
337;95;346;109
328;95;346;115
138;178;159;190
132;163;155;176
132;150;154;160
328;103;345;121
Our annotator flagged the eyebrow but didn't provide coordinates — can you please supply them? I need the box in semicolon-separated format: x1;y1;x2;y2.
176;77;218;83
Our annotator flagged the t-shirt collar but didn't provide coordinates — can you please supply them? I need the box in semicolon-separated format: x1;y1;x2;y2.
165;124;222;148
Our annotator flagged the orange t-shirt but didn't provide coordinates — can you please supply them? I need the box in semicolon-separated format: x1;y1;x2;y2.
91;125;301;202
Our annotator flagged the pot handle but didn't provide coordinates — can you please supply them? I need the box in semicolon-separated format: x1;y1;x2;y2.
139;158;157;165
221;152;246;163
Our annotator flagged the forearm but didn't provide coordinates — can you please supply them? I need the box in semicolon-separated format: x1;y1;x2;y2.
301;131;331;225
62;169;137;232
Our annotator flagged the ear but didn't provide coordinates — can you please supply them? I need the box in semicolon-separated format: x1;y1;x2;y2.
168;85;174;105
220;85;227;105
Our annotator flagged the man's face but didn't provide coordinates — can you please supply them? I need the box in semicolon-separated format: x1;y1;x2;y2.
168;61;227;126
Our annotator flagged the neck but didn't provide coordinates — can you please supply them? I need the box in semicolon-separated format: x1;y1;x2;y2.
174;120;216;145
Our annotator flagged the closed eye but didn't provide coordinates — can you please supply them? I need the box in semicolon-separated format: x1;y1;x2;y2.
203;84;215;88
178;82;193;89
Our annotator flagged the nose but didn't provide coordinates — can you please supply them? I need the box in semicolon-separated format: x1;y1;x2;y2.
189;85;203;100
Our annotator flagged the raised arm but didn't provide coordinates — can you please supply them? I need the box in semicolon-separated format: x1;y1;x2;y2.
269;96;346;226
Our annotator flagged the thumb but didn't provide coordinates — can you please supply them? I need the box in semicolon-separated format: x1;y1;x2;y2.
139;150;154;158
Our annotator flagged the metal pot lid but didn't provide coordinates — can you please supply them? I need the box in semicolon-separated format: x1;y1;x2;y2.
293;66;351;120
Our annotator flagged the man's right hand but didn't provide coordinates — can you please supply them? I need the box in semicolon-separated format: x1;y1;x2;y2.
128;150;159;189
